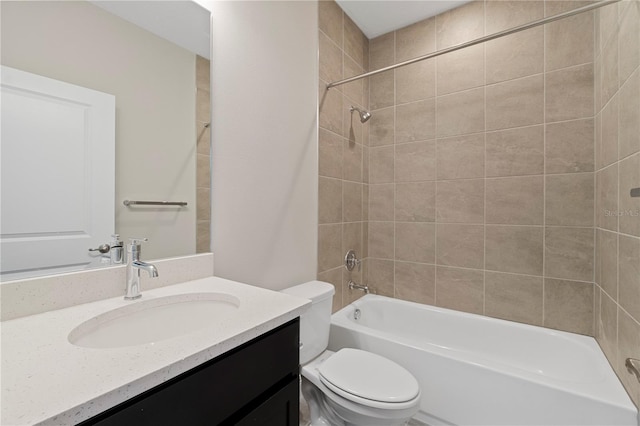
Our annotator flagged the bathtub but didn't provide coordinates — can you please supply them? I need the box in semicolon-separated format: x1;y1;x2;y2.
328;294;638;426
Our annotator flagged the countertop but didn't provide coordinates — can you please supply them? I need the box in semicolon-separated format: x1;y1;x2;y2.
1;276;310;425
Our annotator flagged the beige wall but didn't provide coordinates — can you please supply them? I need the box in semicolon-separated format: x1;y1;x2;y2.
211;1;318;289
317;0;374;310
318;0;640;408
196;56;211;254
594;0;640;408
1;1;197;260
363;0;597;334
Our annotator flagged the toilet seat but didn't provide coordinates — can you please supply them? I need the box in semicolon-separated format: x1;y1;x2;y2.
318;348;420;410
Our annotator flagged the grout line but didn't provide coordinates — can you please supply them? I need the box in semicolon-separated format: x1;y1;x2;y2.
542;2;547;328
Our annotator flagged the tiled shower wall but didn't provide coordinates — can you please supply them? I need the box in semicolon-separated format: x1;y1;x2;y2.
196;55;211;253
317;0;371;310
594;0;640;407
365;0;597;334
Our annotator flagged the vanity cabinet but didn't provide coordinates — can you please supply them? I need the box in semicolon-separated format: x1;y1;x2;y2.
79;319;300;426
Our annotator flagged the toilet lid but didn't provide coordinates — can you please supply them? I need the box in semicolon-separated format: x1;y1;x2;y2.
318;348;419;405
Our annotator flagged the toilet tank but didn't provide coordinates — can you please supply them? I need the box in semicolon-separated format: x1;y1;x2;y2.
281;281;335;364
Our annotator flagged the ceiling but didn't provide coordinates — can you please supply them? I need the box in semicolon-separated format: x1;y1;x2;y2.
336;0;472;39
90;1;211;59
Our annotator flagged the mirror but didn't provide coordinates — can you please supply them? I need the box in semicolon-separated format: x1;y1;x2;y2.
0;0;211;280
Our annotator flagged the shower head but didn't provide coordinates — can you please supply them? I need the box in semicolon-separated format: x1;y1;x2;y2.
350;106;371;123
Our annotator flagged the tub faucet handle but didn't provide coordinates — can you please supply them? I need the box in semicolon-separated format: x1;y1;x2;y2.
345;250;361;272
626;358;640;383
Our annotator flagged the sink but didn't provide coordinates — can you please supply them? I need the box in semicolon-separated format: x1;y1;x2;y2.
68;293;240;349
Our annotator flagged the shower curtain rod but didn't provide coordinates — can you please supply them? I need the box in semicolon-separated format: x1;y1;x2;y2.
326;0;619;90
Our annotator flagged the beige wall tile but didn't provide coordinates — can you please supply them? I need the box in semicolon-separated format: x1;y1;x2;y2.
196;55;210;91
436;179;484;223
369;106;394;147
344;138;363;181
597;289;618;364
619;153;640;237
395;140;437;182
486;0;543;33
436;87;485;137
396;17;436;61
545;119;594;174
197;123;210;156
319;224;342;272
601;31;619;108
437;134;485;180
601;93;619;168
544;278;594;335
545;173;594;226
319;81;343;135
342;222;363;259
319;267;343;312
319;129;343;179
395;182;436;222
369;184;395;221
343;55;364;107
368;259;395;296
545;10;593;71
619;69;640;160
436;266;484;315
319;177;342;224
596;164;618;231
343;181;362;222
486;28;543;85
319;31;342;83
618;1;640;86
487;74;544;131
318;0;342;47
486;225;544;275
396;99;436;143
436;45;485;95
486;125;544;177
395;261;436;305
486;176;544;225
435;0;484;49
369;146;395;183
196;221;210;253
396;60;436;104
369;221;394;259
369;32;395;69
197;153;211;188
546;0;592;17
485;271;543;326
395;222;436;263
196;187;210;222
617;309;640;407
598;1;619;51
545;226;594;282
370;72;395;111
344;14;365;66
196;88;210;123
436;224;484;269
598;229;618;300
545;63;594;123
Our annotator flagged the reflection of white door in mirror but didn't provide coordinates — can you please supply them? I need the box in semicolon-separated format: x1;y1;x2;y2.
1;66;115;279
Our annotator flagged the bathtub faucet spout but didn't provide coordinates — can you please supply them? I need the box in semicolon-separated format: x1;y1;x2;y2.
348;280;370;294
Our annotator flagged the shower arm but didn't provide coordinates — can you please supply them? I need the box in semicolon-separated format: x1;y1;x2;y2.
326;0;620;90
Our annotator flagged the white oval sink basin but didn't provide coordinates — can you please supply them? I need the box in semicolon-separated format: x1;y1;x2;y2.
68;293;240;349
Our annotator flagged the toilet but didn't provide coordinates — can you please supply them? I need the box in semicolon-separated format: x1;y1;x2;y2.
282;281;420;426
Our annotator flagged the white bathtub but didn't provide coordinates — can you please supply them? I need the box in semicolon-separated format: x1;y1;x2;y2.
328;294;638;426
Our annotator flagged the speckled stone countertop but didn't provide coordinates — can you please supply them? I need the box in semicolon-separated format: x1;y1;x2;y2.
1;276;310;425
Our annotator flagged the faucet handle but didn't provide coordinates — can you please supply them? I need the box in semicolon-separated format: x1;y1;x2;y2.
128;237;148;246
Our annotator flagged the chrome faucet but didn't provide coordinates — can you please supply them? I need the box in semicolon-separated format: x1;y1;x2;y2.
125;238;158;300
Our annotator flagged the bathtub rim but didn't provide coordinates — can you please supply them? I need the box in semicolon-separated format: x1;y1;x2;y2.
331;294;637;414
